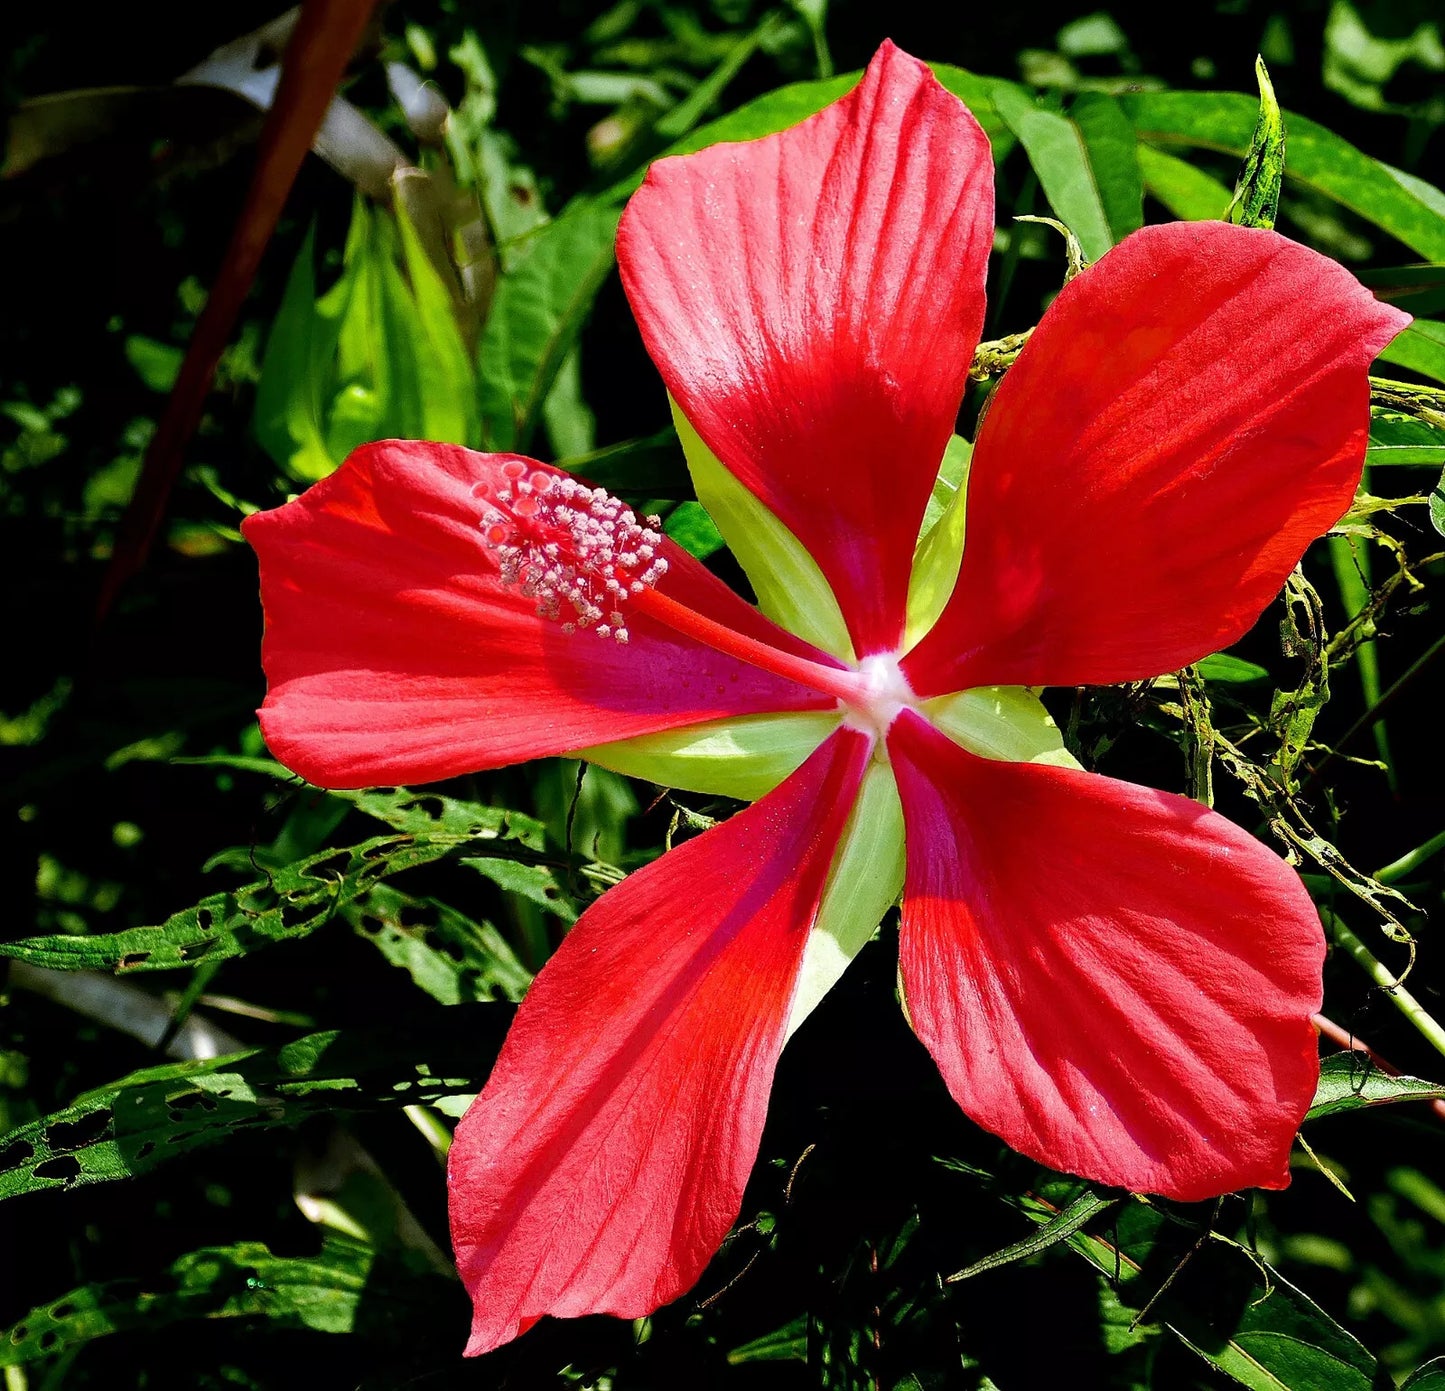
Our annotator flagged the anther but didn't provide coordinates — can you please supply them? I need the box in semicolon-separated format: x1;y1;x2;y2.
479;465;668;641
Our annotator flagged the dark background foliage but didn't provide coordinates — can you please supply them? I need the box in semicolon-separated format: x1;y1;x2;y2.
2;0;1444;1387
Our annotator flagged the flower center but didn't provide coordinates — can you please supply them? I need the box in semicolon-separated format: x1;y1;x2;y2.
480;462;669;643
839;653;919;747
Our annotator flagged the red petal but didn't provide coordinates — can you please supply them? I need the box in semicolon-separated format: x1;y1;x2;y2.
242;441;836;788
903;222;1410;694
449;728;870;1354
888;712;1323;1200
619;42;993;658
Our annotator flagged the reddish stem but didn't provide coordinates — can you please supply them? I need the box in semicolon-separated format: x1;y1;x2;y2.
97;0;378;621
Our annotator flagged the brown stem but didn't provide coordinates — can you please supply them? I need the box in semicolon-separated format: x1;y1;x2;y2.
97;0;378;622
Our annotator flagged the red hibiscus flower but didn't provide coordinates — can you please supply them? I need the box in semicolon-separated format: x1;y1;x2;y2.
242;42;1409;1356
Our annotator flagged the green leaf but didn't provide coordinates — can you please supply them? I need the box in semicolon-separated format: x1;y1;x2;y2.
0;1237;376;1363
1137;145;1233;221
1378;318;1445;385
477;203;620;454
663;500;726;559
1070;93;1144;243
1226;58;1286;231
0;1233;459;1364
393;200;480;446
1306;1051;1445;1121
729;1315;808;1364
599;64;1021;206
0;1013;500;1203
1367;412;1445;467
1197;653;1271;684
559;428;692;496
1122;90;1445;259
1359;263;1445;316
343;881;532;1005
981;1177;1377;1391
253;223;342;483
945;1190;1117;1282
123;335;183;393
339;786;577;923
0;787;568;972
991;83;1114;263
1173;1264;1376;1391
1403;1357;1445;1391
1431;475;1445;537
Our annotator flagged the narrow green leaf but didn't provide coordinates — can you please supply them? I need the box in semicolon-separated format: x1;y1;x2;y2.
477;203;620;454
1367;412;1445;466
1378;318;1445;385
1226;57;1286;231
0;1013;501;1202
1329;532;1394;786
1197;653;1271;684
653;12;786;143
1122;90;1445;259
1306;1051;1445;1121
991;84;1114;263
339;786;577;923
728;1315;809;1365
1358;263;1445;316
945;1190;1117;1282
253;223;342;483
393;200;480;445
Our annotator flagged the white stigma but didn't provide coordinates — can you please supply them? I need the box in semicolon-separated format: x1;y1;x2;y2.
840;653;918;750
479;462;668;643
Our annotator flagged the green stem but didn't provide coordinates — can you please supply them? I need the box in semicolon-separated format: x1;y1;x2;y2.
1327;913;1445;1063
1376;828;1445;885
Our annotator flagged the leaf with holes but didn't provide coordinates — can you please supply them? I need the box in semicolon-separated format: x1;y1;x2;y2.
0;1010;504;1203
0;1234;456;1364
0;831;485;973
343;881;532;1005
2;784;572;971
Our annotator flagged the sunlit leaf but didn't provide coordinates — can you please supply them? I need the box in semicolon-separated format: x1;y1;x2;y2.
1306;1052;1445;1121
1226;58;1286;231
991;84;1113;263
1123;89;1445;259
